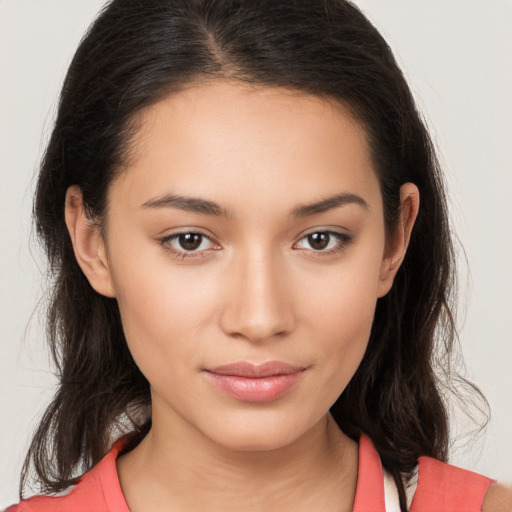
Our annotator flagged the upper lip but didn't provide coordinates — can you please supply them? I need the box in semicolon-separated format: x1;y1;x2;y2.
206;361;306;378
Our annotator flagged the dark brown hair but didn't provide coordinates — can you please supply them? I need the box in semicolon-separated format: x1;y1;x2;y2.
23;1;486;509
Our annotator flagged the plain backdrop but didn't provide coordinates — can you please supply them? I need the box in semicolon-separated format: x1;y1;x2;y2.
1;0;511;506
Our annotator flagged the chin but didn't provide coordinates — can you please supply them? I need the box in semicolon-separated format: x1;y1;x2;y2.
212;433;300;453
200;412;321;453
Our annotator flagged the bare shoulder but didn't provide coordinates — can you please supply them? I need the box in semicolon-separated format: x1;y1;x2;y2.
482;482;512;512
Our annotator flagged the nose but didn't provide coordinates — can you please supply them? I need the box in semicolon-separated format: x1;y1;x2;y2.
219;248;296;344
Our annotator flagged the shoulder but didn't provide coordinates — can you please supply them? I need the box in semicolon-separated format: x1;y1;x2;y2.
4;479;102;512
411;456;494;512
5;440;129;512
4;489;77;512
481;482;512;512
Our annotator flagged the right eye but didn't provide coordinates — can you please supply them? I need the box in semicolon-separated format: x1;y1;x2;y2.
159;232;220;258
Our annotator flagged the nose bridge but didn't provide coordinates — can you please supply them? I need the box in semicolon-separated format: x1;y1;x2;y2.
219;243;294;342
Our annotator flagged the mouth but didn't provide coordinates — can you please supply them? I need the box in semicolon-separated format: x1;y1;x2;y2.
203;361;307;402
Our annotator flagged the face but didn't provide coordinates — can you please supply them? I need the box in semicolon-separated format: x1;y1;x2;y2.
79;81;405;452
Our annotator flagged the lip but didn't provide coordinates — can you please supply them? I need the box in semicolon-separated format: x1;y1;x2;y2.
204;361;307;402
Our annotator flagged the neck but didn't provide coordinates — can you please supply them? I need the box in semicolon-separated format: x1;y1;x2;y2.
117;412;358;512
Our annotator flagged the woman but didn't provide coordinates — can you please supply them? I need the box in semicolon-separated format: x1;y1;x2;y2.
6;0;511;511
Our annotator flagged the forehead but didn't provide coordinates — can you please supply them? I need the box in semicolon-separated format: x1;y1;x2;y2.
111;80;381;216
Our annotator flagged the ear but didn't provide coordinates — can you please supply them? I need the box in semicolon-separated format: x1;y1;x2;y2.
64;186;116;298
377;183;420;298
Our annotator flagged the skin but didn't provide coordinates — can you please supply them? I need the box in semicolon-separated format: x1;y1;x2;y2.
482;484;512;512
65;80;422;511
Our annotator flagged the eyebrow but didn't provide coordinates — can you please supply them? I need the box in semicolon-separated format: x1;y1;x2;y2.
291;193;369;217
141;192;368;218
141;194;231;217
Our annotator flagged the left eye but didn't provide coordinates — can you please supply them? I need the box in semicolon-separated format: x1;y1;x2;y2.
294;231;348;252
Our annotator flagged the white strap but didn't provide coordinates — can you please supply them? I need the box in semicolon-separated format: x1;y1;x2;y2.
383;469;401;511
383;466;419;511
404;467;419;510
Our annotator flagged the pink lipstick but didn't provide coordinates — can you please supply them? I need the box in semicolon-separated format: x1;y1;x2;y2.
204;361;306;402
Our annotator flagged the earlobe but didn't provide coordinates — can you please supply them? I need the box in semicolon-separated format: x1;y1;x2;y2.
64;186;116;298
377;183;420;298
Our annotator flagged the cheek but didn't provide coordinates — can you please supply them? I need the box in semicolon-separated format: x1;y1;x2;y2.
303;238;382;331
312;280;376;373
298;244;383;391
107;240;219;380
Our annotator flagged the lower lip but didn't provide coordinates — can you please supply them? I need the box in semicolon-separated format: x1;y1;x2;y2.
204;371;304;402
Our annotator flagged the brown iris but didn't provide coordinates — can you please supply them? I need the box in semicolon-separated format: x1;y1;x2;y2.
307;232;330;250
178;233;202;250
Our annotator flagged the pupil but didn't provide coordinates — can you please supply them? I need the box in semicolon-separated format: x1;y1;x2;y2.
308;232;329;250
179;233;202;250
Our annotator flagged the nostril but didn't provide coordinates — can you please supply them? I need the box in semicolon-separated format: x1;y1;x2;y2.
219;298;295;343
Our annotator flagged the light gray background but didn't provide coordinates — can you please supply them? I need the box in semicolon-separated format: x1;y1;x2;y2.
1;0;511;506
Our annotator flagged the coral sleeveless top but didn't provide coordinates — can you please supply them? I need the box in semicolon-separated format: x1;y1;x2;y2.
6;434;493;512
353;435;493;511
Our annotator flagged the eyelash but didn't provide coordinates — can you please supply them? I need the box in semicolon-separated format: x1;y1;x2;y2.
159;231;220;260
158;230;353;260
293;231;353;255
